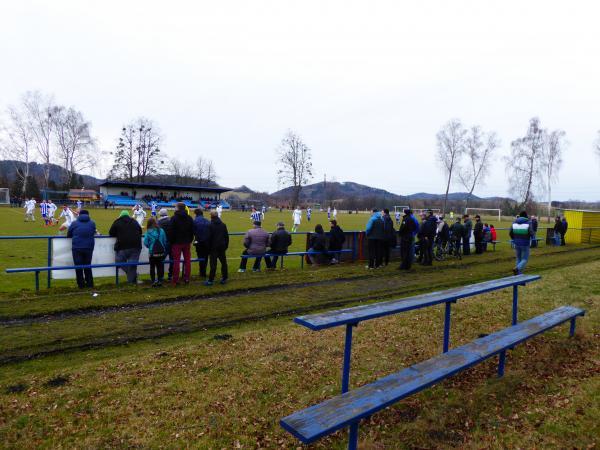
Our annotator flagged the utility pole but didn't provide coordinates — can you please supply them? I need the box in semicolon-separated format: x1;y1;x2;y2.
323;173;326;209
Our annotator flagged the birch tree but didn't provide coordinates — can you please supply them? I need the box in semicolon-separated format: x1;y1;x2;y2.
0;105;34;194
22;91;58;188
276;130;313;208
436;119;466;214
505;117;545;209
53;107;96;188
540;129;565;220
458;126;500;209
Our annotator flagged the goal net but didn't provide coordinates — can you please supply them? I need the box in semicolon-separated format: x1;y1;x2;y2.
413;208;441;216
465;208;501;222
393;205;410;213
0;188;9;205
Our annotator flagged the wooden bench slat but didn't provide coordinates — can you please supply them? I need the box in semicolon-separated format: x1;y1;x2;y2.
295;274;541;330
281;305;584;443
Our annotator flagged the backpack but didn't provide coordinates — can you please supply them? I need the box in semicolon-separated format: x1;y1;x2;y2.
150;230;166;258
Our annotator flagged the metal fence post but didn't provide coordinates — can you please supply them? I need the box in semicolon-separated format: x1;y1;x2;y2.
47;237;52;289
342;323;355;393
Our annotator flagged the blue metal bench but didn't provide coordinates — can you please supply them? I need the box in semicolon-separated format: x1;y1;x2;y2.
6;258;205;291
240;249;354;269
281;305;585;449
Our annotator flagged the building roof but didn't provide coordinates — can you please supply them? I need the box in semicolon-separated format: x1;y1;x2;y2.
99;180;232;193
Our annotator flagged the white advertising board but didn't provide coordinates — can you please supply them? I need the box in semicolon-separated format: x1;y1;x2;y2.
51;238;150;279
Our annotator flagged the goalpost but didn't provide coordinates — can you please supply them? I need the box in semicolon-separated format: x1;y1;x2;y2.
413;208;441;216
393;205;410;213
0;188;9;205
465;208;501;222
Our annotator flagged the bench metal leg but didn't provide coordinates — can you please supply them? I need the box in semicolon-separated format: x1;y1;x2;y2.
348;422;359;450
569;318;576;337
443;301;451;353
512;286;518;326
115;266;119;287
342;323;355;393
498;350;506;377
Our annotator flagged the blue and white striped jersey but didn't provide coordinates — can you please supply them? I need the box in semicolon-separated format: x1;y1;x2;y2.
40;202;49;215
250;211;261;222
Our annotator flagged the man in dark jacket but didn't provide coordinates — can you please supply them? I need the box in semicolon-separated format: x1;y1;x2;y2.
509;211;535;275
398;209;418;270
193;209;211;278
381;208;396;266
365;209;384;268
450;217;464;256
67;209;96;288
462;215;473;256
206;211;229;285
530;215;539;247
328;220;346;264
265;222;292;269
169;202;194;285
561;216;568;245
109;210;142;284
419;210;437;266
473;215;484;254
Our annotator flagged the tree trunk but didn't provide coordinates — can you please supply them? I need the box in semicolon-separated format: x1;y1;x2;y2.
291;186;301;208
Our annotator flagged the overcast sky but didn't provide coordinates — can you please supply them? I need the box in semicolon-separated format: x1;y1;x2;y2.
1;0;599;200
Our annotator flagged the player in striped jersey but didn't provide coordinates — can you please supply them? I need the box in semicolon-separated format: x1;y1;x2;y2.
250;208;261;223
47;200;58;225
40;200;50;226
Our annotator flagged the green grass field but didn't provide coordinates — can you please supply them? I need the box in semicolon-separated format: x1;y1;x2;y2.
0;206;598;448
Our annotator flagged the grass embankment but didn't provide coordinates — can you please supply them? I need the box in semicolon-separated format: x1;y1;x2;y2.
0;247;599;448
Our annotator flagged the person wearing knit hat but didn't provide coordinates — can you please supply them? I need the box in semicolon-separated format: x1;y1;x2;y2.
158;208;168;217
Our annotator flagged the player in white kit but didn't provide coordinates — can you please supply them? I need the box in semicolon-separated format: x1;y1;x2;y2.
216;204;223;218
47;200;58;225
132;204;146;226
24;198;36;221
58;205;76;233
292;207;302;232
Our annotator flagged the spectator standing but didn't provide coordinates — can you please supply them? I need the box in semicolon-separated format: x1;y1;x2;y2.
239;221;270;272
109;210;143;284
398;208;418;270
419;210;437;266
490;224;497;243
365;209;384;269
308;224;329;265
450;217;464;256
473;215;484;254
462;215;473;256
307;207;312;222
561;216;568;245
206;211;229;285
67;209;96;289
265;222;292;269
381;208;396;266
553;217;563;246
168;202;194;285
157;209;175;281
193;209;211;278
328;220;346;264
483;223;491;251
509;211;534;275
143;217;168;287
530;215;539;247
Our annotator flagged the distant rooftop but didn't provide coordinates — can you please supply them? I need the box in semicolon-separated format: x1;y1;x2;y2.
99;180;232;193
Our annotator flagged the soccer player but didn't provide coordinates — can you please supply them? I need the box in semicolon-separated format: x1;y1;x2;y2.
333;208;338;220
216;204;223;218
250;207;261;223
133;204;146;226
58;205;76;233
76;199;83;210
307;207;312;222
261;205;266;218
327;206;331;220
292;207;302;232
395;210;401;226
47;200;58;225
40;200;50;226
24;198;36;222
150;201;157;217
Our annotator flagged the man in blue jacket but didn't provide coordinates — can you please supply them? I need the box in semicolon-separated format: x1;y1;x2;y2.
193;209;211;278
365;209;384;268
67;209;97;288
509;211;535;275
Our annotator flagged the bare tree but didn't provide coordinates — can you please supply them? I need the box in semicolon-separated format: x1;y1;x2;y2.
110;118;162;182
196;156;218;185
53;107;96;188
169;157;196;185
505;117;545;209
540;129;566;220
436;119;466;214
22;91;59;188
458;126;500;210
276;130;313;208
0;105;34;194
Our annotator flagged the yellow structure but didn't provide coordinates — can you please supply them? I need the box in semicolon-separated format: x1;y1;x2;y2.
561;209;600;244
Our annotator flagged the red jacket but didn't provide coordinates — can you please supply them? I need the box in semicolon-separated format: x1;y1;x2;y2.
491;228;497;241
